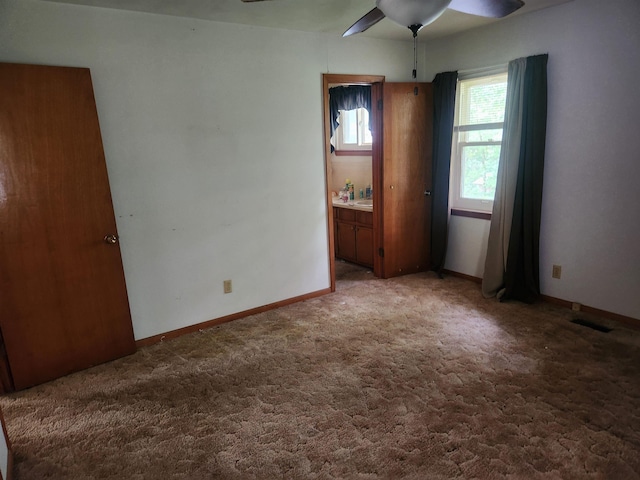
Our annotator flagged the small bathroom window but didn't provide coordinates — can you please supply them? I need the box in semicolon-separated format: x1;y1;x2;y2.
334;108;372;153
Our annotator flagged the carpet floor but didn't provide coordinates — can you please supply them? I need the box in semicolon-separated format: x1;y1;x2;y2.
1;263;639;479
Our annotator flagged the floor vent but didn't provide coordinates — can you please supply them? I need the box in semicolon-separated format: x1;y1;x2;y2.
571;318;612;333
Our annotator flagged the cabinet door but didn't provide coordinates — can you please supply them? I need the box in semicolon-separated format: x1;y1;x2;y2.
356;226;374;267
0;63;136;391
336;221;357;262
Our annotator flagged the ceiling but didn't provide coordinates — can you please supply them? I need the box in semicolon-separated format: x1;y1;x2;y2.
42;0;573;42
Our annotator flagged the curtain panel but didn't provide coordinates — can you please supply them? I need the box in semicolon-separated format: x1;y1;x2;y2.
482;58;526;298
430;71;458;274
482;54;548;303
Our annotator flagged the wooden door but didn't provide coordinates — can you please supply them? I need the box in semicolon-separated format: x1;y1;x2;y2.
380;83;433;278
0;63;136;391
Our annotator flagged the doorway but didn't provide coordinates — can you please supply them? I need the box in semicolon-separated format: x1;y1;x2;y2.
323;75;434;291
322;74;384;292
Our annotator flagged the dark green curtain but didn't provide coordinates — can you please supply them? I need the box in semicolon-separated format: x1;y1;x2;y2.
430;71;458;274
502;54;548;302
329;85;371;152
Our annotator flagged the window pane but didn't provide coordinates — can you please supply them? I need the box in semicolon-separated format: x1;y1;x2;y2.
451;71;507;211
360;108;372;145
458;73;507;126
342;110;358;144
463;128;503;143
460;145;501;200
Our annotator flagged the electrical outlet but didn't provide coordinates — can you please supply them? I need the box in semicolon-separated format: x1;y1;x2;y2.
552;265;562;279
572;302;581;312
223;279;232;294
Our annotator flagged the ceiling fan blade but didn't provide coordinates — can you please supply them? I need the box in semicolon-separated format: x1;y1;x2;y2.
447;0;525;18
343;7;386;37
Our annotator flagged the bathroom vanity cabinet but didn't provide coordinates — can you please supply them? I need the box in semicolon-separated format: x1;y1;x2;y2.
334;206;373;268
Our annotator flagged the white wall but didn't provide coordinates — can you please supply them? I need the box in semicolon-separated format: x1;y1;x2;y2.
4;0;636;337
425;0;640;320
0;0;422;340
0;424;7;480
330;154;372;196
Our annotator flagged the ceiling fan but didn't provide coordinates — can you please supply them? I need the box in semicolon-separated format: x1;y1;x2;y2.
343;0;525;37
240;0;524;76
239;0;524;38
341;0;524;78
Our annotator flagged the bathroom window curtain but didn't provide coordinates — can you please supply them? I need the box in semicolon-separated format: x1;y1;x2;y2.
482;54;548;303
329;85;372;152
430;71;458;274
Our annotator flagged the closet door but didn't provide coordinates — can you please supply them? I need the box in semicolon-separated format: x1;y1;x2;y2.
380;82;433;278
0;63;136;391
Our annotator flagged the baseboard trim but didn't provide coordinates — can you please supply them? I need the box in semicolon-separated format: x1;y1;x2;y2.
540;294;640;330
135;287;332;348
441;269;482;284
442;269;639;329
136;274;639;348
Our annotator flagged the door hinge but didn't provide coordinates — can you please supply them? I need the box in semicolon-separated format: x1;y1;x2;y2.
377;99;383;110
378;248;384;257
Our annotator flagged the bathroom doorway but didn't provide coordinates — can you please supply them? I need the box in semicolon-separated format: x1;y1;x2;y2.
322;74;384;292
323;75;434;291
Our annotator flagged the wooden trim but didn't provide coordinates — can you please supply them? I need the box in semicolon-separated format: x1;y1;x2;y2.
326;74;387;86
371;81;384;279
135;267;639;350
441;269;482;284
323;74;385;293
443;270;639;329
334;149;372;157
135;287;332;348
540;295;640;330
451;208;491;220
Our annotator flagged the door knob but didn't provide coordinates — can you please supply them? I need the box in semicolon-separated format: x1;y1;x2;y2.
424;190;432;196
104;234;119;244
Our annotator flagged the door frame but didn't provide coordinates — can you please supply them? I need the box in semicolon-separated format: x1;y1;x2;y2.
322;74;385;291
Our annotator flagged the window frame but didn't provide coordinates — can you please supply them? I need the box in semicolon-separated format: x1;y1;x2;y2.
450;71;508;214
333;107;372;155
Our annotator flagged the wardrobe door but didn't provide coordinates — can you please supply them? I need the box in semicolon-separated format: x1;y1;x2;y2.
380;82;433;278
0;63;136;391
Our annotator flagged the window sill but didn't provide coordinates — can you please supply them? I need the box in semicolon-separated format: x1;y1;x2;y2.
451;208;491;221
334;150;372;157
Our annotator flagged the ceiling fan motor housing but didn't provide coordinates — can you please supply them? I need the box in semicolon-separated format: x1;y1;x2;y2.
376;0;453;29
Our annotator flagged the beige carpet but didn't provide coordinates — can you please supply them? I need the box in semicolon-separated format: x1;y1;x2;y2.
1;262;639;479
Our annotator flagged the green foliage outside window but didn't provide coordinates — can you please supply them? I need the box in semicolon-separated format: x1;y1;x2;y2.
454;74;507;208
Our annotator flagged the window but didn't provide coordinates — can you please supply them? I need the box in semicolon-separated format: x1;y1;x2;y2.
450;72;508;212
334;107;372;153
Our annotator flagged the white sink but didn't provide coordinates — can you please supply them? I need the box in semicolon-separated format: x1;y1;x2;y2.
355;200;373;206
